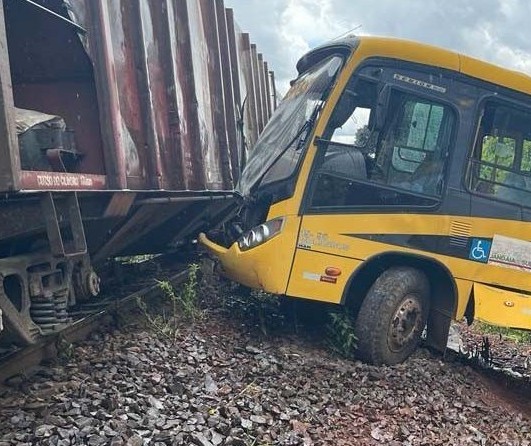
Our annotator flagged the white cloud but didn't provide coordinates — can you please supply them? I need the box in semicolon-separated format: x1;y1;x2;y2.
498;0;519;18
463;22;531;73
275;0;351;91
225;0;531;94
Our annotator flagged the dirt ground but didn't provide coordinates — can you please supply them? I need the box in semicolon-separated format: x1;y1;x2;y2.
0;276;529;445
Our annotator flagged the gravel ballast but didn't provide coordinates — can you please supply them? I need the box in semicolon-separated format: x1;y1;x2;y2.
0;280;529;445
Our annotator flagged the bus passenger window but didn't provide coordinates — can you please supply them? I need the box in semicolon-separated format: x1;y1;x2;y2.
477;136;515;189
522;140;531;172
469;103;531;206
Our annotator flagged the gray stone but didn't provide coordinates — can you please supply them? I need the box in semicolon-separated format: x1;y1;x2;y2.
210;430;224;446
240;418;252;429
34;424;55;438
74;417;94;429
88;435;107;446
250;415;267;425
191;432;214;446
110;437;125;446
125;434;143;446
204;374;218;394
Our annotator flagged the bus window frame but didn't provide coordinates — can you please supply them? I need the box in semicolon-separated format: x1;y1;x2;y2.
301;60;461;216
464;95;531;211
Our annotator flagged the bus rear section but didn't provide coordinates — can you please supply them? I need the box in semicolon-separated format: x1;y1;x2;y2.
200;36;531;365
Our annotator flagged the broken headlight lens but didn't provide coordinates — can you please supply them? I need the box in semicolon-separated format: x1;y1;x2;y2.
237;218;285;251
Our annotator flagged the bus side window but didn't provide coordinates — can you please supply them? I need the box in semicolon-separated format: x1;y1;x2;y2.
326;78;377;147
385;99;449;195
522;140;531;173
478;136;515;186
469;103;531;206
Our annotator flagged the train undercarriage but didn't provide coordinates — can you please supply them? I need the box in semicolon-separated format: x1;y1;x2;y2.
0;188;237;347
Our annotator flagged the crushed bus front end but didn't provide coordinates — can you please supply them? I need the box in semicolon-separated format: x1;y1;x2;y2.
199;214;301;294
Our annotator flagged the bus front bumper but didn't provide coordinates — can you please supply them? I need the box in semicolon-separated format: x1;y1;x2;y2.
198;231;292;294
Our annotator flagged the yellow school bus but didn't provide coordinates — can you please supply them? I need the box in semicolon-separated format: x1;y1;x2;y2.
200;36;531;365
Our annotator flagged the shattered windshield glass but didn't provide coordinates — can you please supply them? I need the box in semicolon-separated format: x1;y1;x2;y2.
237;55;343;196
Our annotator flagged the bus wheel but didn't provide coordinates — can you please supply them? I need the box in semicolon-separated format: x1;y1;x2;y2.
354;266;429;365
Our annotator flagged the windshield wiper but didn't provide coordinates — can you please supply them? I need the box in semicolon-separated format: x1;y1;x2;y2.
295;102;323;151
250;102;323;193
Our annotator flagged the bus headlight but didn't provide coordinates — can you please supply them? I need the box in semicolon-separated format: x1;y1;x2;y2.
237;218;284;251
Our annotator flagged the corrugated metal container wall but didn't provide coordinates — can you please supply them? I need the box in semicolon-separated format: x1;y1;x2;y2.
70;0;275;191
0;0;275;193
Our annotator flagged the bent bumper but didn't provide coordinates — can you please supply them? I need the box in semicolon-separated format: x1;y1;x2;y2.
198;217;300;294
198;232;268;290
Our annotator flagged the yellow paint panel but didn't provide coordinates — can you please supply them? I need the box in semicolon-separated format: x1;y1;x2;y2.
473;283;531;329
459;53;531;96
358;37;531;97
287;248;363;304
297;213;531;293
355;37;460;73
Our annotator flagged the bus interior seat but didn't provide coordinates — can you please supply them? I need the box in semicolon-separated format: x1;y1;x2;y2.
321;143;367;180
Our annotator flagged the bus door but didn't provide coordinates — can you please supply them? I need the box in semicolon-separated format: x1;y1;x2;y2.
465;98;531;329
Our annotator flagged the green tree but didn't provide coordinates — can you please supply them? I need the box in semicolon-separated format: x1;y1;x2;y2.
522;140;531;172
479;136;515;183
354;124;371;147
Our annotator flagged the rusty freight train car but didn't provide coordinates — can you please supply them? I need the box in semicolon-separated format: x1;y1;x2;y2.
0;0;276;345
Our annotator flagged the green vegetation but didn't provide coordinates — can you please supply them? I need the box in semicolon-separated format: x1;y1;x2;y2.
477;322;531;344
523;140;531;171
479;135;531;182
56;335;75;362
250;290;283;336
137;264;201;341
326;309;358;359
479;136;517;184
158;263;201;322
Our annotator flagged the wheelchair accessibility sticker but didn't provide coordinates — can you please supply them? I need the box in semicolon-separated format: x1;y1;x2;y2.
469;238;492;263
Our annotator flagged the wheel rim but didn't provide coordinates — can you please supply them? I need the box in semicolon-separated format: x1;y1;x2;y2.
387;295;422;352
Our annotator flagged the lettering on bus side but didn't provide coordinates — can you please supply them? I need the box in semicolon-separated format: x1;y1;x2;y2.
302;271;338;284
297;229;350;251
393;73;447;94
488;235;531;273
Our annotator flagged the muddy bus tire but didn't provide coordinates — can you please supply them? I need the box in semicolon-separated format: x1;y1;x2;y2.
354;266;430;365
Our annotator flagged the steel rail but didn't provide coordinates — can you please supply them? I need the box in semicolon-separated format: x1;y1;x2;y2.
0;267;190;384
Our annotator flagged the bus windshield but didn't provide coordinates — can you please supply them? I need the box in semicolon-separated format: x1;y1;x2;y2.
237;55;343;197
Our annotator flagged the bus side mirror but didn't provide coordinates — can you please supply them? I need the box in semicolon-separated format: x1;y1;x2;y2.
374;85;391;131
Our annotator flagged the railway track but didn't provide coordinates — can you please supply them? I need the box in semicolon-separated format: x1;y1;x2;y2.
0;261;192;385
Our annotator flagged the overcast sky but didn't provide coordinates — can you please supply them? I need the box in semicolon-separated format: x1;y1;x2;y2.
225;0;531;95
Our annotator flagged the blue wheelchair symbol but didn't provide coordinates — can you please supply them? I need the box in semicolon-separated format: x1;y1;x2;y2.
469;238;492;263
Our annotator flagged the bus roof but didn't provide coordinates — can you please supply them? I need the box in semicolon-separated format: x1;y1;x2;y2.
298;36;531;97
